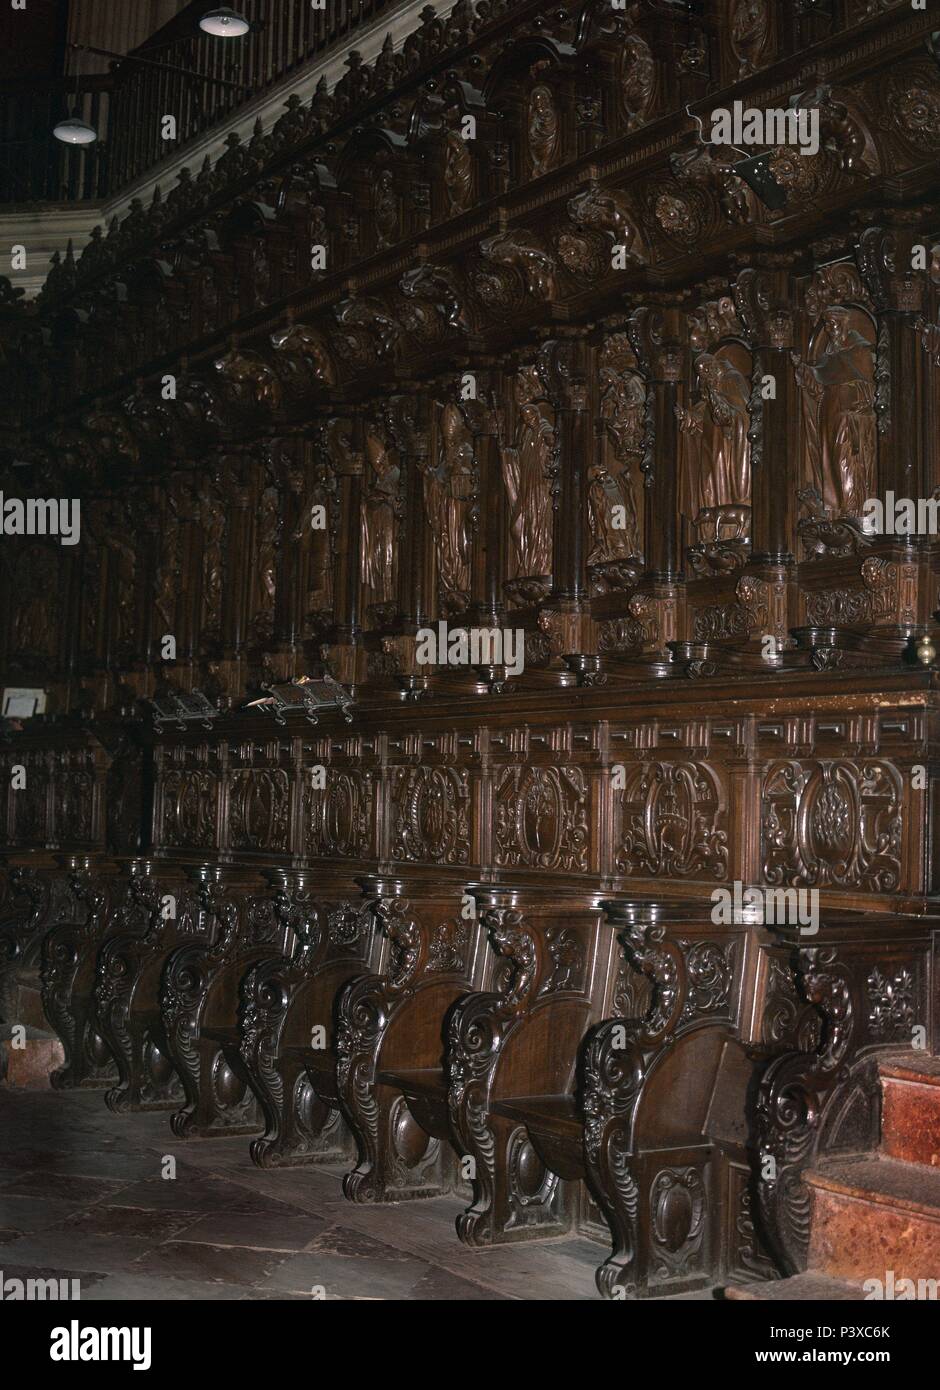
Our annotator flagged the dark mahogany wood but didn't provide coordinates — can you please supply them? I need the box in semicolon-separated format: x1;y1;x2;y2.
2;0;940;1299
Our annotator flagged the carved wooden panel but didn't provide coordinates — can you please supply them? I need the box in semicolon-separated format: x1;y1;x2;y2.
614;761;728;881
494;766;590;874
761;759;904;892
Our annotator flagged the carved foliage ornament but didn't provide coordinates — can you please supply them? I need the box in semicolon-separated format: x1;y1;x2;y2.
495;765;589;873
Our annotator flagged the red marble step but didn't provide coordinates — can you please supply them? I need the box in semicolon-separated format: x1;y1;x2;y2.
0;1027;65;1089
725;1272;866;1301
805;1155;940;1285
879;1055;940;1169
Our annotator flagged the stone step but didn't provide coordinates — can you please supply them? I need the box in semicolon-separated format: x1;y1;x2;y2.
880;1055;940;1168
725;1272;867;1301
805;1155;940;1285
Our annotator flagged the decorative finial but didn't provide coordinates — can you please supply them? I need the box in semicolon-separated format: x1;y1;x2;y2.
917;634;936;666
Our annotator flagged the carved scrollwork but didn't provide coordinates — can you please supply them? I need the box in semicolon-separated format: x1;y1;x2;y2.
805;555;899;629
567;180;648;265
650;1167;707;1278
762;759;903;892
615;761;728;880
305;769;375;858
228;769;290;852
755;946;856;1272
335;969;390;1201
495;765;589;873
477;230;557;302
399;264;468;335
375;897;422;990
391;765;471;865
867;965;915;1041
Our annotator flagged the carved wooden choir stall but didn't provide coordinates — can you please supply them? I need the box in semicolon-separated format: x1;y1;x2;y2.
2;0;940;1299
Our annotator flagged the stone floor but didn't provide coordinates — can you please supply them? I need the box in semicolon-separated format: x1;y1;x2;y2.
0;1086;721;1301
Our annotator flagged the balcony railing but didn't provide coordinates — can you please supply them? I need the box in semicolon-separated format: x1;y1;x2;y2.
0;0;395;206
0;76;111;203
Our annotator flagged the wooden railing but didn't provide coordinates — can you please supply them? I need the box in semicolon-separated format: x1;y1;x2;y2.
0;0;394;205
0;76;111;204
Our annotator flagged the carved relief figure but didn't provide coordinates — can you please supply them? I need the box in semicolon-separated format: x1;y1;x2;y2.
373;169;398;250
443;129;472;214
200;483;225;639
730;0;769;75
793;307;876;519
109;529;138;652
567;180;648;265
620;33;655;129
360;423;399;604
252;485;279;635
527;83;558;177
154;494;181;637
677;350;752;538
299;477;333;626
424;401;474;608
500;368;555;580
13;548;56;657
590;342;646;564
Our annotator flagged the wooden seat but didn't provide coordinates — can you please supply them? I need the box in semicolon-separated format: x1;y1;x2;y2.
491;1093;580;1135
378;1066;447;1099
379;1067;451;1142
491;1094;584;1180
201;1024;241;1046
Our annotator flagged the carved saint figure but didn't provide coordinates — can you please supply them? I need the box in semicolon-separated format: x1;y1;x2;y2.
527;84;558;177
677;351;752;527
298;478;333;622
794;307;876;519
253;486;279;633
109;530;138;651
155;497;181;635
500;369;554;579
620;34;655;129
590;365;646;562
14;550;55;657
443;129;472;214
201;485;225;638
731;0;768;73
373;169;398;250
360;425;399;602
424;402;474;606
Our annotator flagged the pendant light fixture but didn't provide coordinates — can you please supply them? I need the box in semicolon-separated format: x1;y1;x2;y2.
50;7;254;147
53;114;98;145
199;7;250;37
54;50;98;145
